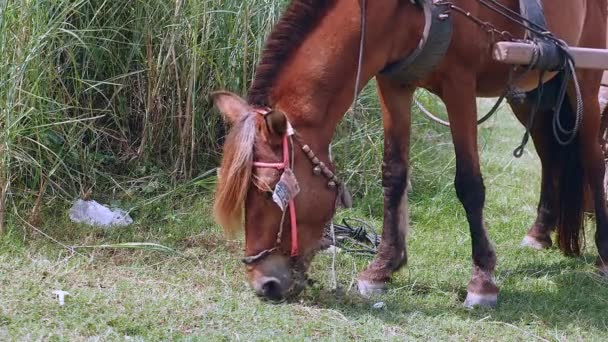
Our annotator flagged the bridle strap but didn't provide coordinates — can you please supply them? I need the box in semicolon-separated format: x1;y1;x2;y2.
288;199;298;256
252;114;299;257
252;134;289;170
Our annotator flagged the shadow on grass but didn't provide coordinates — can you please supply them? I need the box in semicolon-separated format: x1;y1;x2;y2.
301;255;608;331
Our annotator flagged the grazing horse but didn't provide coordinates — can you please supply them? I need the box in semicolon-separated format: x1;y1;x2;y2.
211;0;608;307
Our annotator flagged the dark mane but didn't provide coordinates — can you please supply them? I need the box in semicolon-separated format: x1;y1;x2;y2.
248;0;337;106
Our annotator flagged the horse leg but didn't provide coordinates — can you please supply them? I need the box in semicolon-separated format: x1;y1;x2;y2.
442;74;498;308
574;70;608;275
509;100;557;249
357;78;413;296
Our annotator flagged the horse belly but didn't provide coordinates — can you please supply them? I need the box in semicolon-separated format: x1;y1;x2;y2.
475;69;558;97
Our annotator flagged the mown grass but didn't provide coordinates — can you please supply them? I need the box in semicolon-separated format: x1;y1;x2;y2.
2;99;607;341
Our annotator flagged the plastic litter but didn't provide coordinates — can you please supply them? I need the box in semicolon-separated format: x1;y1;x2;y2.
599;85;608;114
52;290;70;306
69;199;133;227
372;302;386;309
323;245;342;254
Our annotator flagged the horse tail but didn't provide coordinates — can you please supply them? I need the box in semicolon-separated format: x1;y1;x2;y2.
553;91;585;256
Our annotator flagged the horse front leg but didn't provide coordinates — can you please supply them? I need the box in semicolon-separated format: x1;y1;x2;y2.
357;78;413;296
442;73;499;308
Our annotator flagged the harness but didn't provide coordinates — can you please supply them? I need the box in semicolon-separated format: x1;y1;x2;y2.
381;0;454;85
511;0;583;148
387;0;582;154
470;0;582;151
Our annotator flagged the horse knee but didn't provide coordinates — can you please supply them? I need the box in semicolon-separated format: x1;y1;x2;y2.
454;171;485;212
382;161;408;207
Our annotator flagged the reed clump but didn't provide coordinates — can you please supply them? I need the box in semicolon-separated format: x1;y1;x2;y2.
0;0;286;229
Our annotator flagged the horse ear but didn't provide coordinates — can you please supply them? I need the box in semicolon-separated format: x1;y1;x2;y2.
210;91;249;124
264;110;287;137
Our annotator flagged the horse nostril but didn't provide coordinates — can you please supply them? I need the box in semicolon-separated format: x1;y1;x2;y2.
261;279;283;301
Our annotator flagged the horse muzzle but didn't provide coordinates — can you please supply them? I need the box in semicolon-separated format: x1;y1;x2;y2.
248;253;308;301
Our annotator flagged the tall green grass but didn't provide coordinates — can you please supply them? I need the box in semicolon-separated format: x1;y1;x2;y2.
0;0;286;231
0;0;449;236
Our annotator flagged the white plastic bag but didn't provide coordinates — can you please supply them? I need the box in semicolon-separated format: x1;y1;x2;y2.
600;86;608;114
600;71;608;113
69;199;133;227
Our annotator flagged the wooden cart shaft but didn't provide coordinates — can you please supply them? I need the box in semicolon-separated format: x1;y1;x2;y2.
492;42;608;70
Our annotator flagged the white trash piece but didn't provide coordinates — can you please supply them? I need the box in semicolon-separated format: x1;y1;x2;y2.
323;245;342;254
599;85;608;114
69;199;133;227
52;290;70;306
372;302;386;309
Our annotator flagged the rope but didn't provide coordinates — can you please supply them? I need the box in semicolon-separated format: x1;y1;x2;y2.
415;91;507;128
415;98;450;126
329;222;338;289
513;70;545;157
320;0;369;284
323;218;380;255
353;0;366;106
417;66;535;128
552;59;584;146
338;0;366;198
455;0;584;150
346;0;367;152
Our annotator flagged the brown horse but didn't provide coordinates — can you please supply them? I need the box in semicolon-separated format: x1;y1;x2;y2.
211;0;608;307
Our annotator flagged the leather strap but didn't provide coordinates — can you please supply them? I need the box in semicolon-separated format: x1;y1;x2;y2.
519;0;548;38
380;1;453;85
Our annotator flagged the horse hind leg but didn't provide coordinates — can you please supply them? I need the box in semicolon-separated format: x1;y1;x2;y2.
357;78;412;296
574;69;608;275
508;97;560;250
517;68;608;259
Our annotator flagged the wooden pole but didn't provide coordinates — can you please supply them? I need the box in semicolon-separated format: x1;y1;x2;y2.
492;42;608;70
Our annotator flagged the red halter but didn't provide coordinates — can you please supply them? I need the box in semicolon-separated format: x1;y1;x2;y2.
252;109;299;257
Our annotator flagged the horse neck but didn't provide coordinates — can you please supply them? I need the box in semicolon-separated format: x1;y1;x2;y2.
268;1;425;150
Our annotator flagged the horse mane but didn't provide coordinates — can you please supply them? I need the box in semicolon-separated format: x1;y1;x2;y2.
248;0;337;106
213;115;256;235
215;0;336;234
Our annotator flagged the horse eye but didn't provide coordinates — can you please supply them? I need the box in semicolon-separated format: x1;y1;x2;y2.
264;191;273;199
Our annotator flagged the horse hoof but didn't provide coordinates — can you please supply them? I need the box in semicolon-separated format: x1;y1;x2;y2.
463;292;498;309
357;280;387;297
596;262;608;278
521;235;550;250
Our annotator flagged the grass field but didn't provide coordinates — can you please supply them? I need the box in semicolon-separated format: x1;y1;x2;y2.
2;100;608;341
